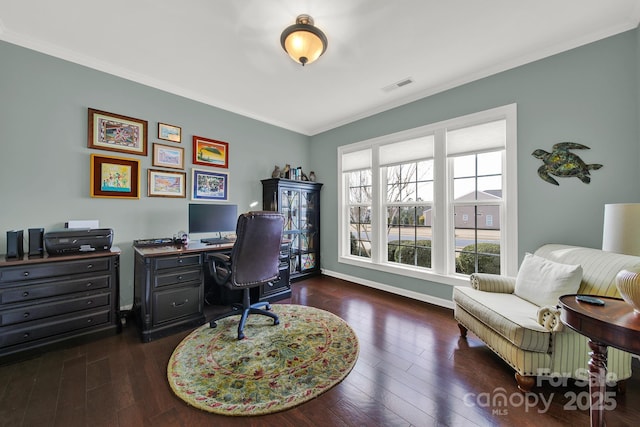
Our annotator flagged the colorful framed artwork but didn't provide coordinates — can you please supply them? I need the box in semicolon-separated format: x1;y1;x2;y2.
88;108;148;156
192;136;229;168
152;143;184;170
90;154;140;199
148;169;186;198
191;168;228;201
158;122;182;143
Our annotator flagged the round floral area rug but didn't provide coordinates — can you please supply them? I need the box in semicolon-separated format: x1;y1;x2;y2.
167;304;359;416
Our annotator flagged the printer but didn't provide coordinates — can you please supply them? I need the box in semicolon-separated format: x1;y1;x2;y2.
44;228;113;255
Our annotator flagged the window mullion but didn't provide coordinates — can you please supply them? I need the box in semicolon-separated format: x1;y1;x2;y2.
432;128;447;274
371;149;383;263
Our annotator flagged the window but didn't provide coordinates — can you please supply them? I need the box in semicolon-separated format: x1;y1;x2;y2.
338;104;518;285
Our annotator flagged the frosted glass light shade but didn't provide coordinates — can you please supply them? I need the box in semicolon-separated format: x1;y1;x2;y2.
281;15;327;66
602;203;640;256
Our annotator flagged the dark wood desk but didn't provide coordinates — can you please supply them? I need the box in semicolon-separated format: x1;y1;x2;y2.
133;241;290;342
559;294;640;427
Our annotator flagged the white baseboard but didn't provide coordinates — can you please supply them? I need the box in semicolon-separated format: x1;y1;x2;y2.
320;269;455;310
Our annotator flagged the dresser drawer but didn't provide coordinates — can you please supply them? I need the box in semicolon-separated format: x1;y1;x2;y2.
0;309;111;348
153;285;201;325
0;274;111;305
154;254;201;270
154;268;201;288
0;258;111;284
1;293;110;326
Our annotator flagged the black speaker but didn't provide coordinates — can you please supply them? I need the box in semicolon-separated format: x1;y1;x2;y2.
6;230;24;258
28;228;44;257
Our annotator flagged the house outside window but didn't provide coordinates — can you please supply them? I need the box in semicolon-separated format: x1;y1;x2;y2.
338;104;518;285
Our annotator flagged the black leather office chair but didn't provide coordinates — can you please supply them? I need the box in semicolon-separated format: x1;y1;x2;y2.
207;211;285;340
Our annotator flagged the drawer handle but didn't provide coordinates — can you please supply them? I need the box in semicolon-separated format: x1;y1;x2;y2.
22;291;29;298
23;272;29;277
23;332;30;339
87;264;93;269
178;259;183;264
87;318;93;323
86;282;93;288
172;299;188;307
86;300;93;305
177;275;183;281
23;312;30;318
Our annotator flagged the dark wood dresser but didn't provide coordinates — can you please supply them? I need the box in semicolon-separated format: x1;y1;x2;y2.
0;249;121;360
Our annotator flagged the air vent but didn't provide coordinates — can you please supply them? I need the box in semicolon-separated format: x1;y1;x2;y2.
382;77;414;92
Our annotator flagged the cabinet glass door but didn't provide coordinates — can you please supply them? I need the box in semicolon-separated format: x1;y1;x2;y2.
281;189;300;274
299;190;317;271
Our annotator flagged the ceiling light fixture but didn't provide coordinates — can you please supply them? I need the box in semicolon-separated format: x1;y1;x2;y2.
280;14;327;66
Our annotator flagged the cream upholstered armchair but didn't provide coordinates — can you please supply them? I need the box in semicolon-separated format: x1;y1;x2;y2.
453;244;640;392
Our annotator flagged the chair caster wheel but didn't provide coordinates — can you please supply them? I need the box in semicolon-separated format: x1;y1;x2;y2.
209;321;218;328
274;319;280;326
237;333;245;340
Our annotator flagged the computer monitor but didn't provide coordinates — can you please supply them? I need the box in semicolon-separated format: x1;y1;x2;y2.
188;203;238;235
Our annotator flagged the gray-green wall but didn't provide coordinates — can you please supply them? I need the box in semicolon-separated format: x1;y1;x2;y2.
0;41;310;308
2;27;640;309
311;29;640;302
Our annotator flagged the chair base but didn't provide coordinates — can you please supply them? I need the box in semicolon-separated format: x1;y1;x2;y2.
209;287;279;340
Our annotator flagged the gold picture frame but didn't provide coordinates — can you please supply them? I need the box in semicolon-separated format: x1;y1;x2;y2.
148;169;186;198
90;154;140;199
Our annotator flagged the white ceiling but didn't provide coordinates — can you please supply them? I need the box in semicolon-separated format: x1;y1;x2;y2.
1;1;639;136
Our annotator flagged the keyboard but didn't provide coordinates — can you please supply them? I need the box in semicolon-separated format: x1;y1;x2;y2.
133;237;175;247
200;237;233;245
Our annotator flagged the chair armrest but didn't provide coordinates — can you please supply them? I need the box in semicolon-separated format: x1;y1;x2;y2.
207;253;232;285
209;253;230;263
537;305;564;332
470;273;516;293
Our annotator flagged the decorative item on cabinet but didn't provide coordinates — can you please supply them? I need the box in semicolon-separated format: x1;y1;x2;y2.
282;164;290;178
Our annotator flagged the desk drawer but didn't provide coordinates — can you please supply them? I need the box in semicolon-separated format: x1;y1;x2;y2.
0;309;111;348
153;285;201;325
0;258;111;284
0;275;111;305
1;293;110;326
154;254;201;270
154;268;201;288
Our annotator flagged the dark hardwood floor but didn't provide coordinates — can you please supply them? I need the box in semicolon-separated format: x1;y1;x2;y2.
1;275;639;426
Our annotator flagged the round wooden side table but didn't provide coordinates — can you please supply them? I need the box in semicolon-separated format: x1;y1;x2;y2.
559;294;640;427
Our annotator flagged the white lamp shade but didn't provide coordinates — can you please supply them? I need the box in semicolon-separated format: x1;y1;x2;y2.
602;203;640;256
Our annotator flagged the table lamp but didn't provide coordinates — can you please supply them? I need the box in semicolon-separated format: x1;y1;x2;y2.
602;203;640;313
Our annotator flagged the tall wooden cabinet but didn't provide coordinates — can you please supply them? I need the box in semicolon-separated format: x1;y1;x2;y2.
262;178;322;280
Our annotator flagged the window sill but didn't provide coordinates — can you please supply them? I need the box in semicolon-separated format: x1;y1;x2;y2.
338;255;469;287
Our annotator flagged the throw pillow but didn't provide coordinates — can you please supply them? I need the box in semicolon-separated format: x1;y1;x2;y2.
514;252;583;307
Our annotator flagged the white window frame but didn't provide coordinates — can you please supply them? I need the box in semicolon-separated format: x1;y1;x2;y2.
337;104;518;287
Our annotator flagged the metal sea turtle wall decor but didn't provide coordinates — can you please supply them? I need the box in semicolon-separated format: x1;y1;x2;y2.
531;142;602;186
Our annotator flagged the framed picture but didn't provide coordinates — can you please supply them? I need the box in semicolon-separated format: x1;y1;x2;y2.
88;108;148;156
152;143;184;169
148;169;186;198
90;154;140;199
191;168;228;201
192;135;229;168
158;122;182;143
